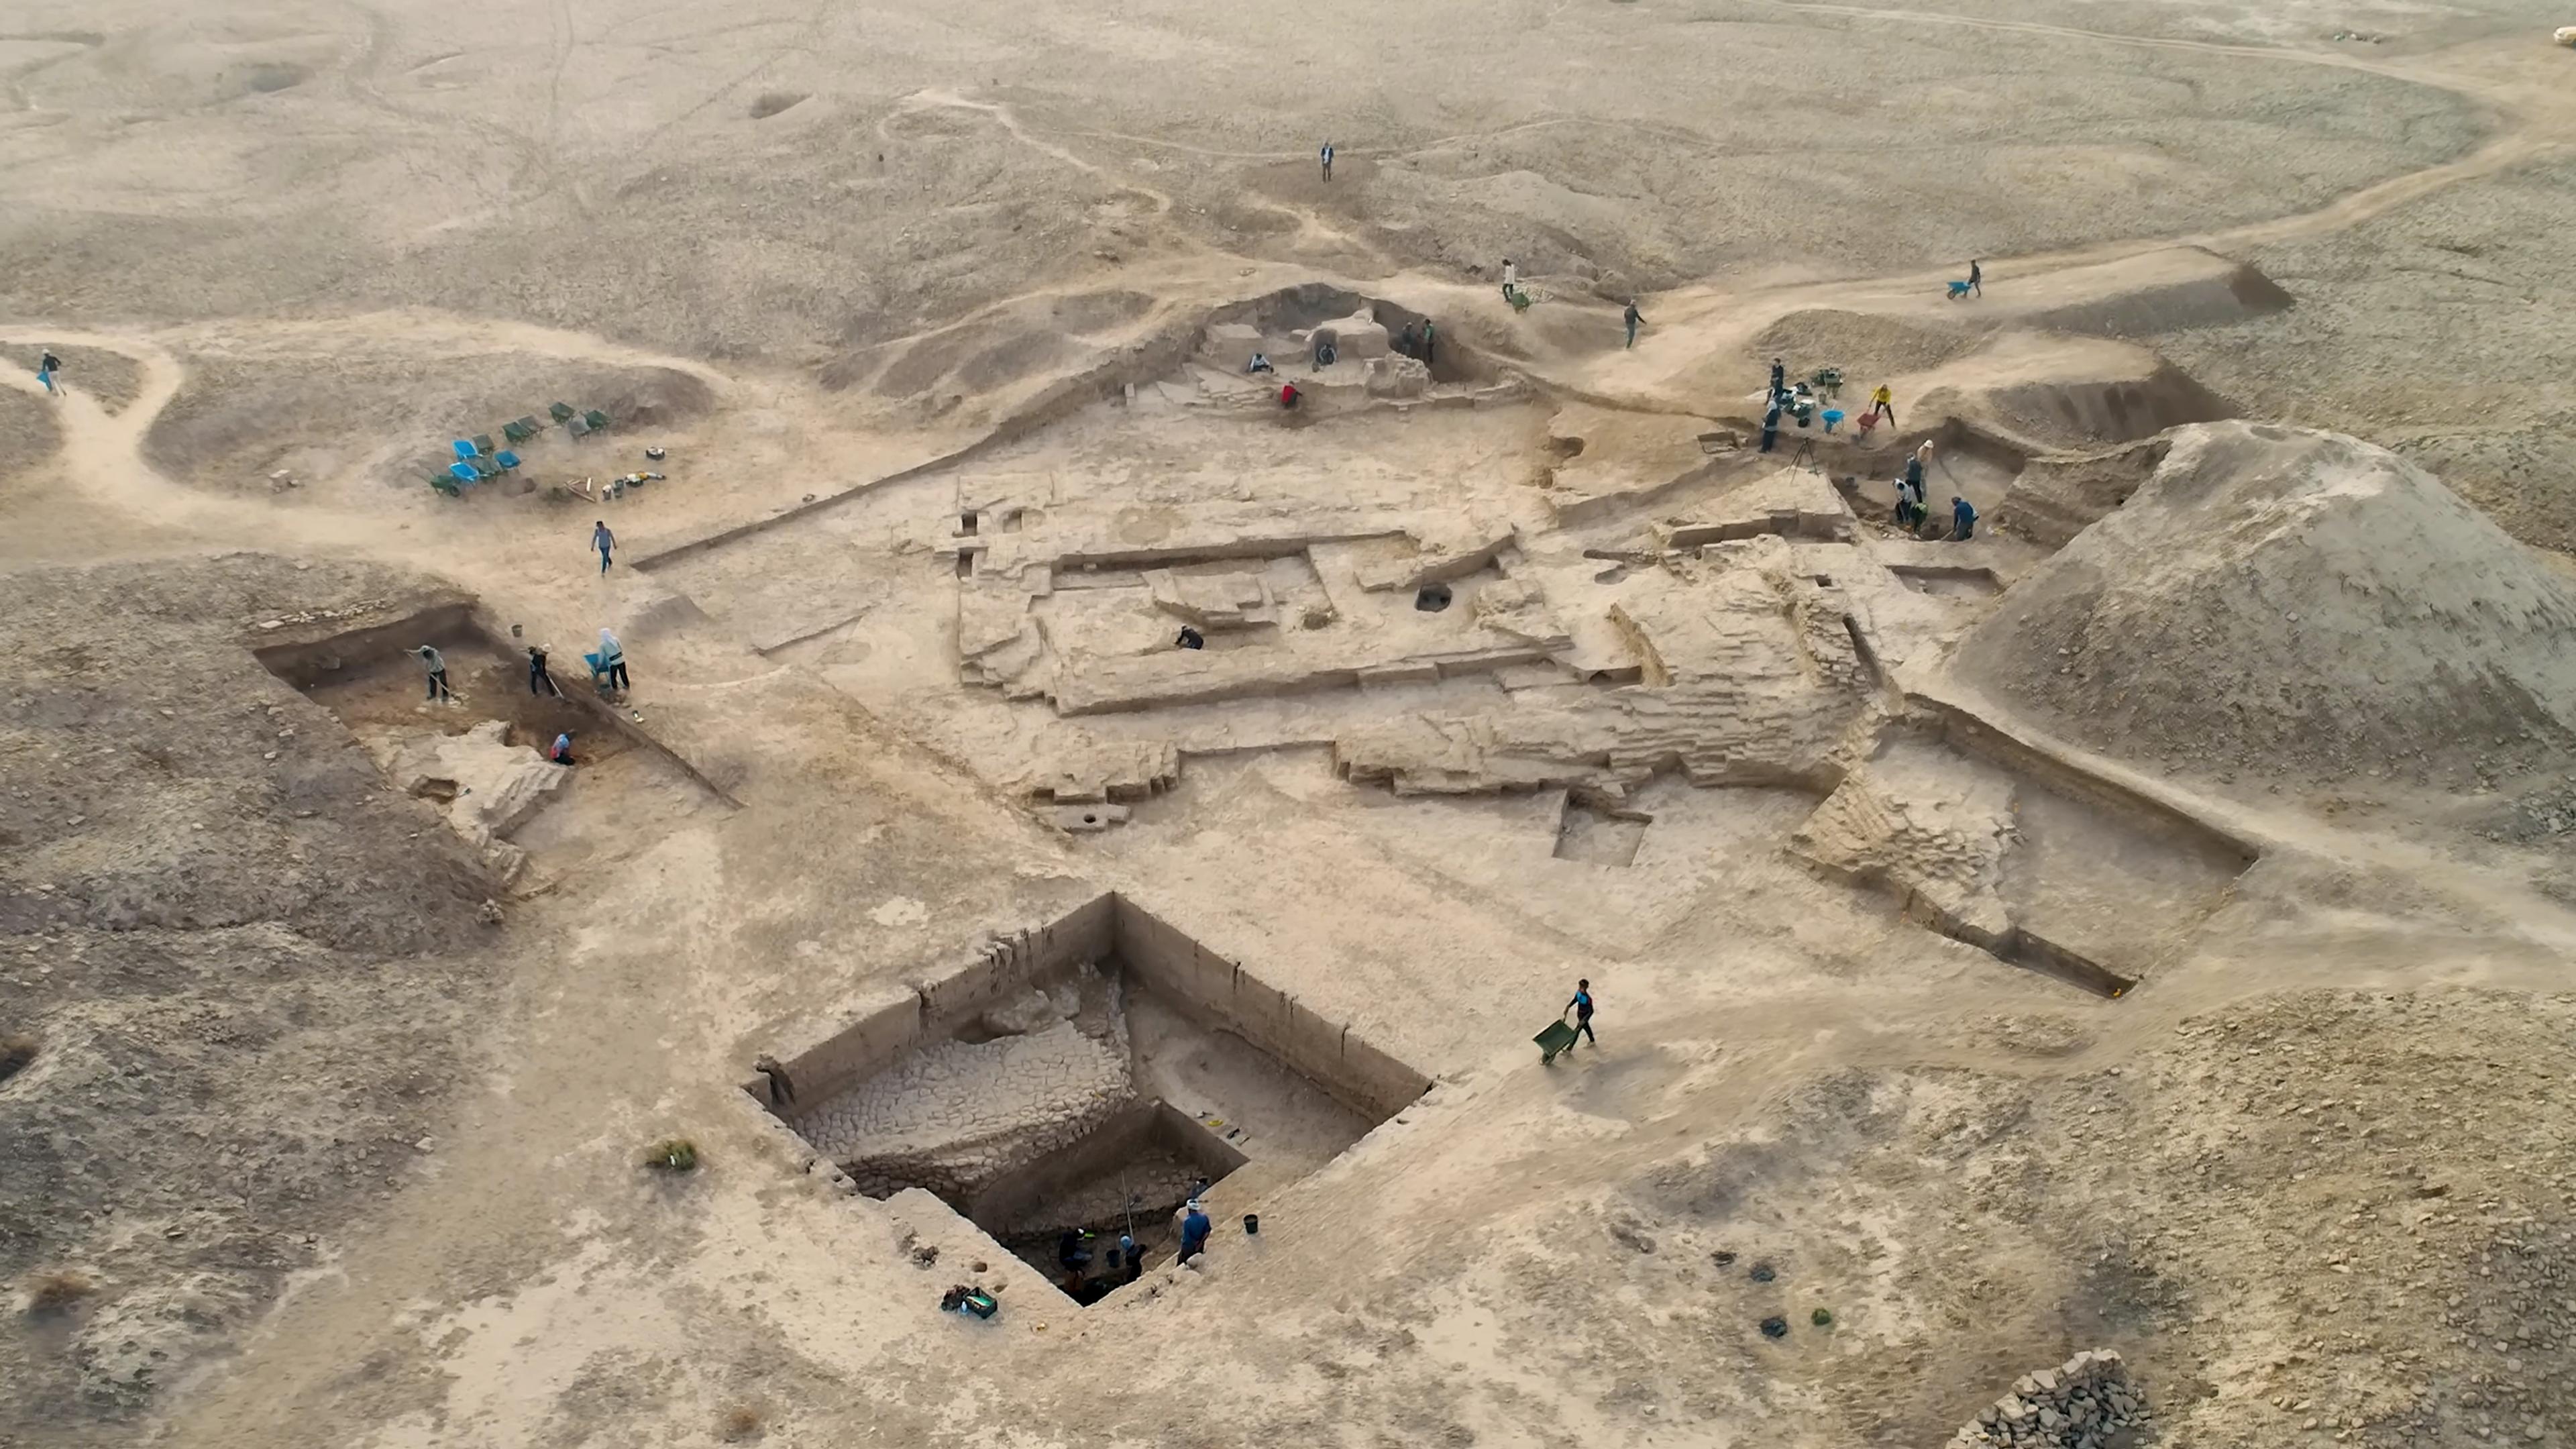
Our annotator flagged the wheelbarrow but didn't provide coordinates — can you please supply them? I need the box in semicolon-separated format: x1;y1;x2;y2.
1945;279;1974;300
1535;1018;1581;1065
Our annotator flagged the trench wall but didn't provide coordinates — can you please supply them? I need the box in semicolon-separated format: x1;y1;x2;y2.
256;598;741;811
1917;698;2260;871
250;602;480;686
756;893;1430;1133
965;1099;1248;1233
757;893;1120;1112
1109;894;1430;1122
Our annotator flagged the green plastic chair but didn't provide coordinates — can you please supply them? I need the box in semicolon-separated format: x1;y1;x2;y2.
548;402;576;423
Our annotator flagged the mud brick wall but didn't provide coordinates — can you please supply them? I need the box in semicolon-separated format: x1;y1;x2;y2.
1110;894;1430;1121
757;894;1118;1111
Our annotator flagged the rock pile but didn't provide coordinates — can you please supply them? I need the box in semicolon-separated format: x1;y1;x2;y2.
1945;1349;2152;1449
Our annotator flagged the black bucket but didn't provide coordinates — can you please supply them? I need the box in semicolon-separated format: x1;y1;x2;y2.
1242;1213;1260;1236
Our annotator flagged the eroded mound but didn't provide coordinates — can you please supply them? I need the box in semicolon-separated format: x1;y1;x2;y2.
1996;436;2171;548
1752;309;1975;379
1976;360;2231;449
142;356;712;494
0;389;50;479
1953;421;2576;784
2021;255;2294;338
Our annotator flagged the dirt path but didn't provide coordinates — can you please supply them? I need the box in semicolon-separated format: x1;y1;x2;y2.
0;28;2563;599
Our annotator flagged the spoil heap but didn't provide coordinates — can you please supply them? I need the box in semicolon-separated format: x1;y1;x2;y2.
1953;421;2576;783
1945;1348;2153;1449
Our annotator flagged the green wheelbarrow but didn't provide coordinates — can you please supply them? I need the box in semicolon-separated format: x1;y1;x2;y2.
1535;1018;1581;1065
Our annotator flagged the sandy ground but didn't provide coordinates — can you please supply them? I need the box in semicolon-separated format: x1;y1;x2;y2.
6;3;2576;1448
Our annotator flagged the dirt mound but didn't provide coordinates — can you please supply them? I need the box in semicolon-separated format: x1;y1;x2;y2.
0;389;51;480
1997;436;2173;548
2021;255;2294;338
1976;360;2231;449
0;556;499;1425
2392;413;2576;558
596;368;716;429
1953;421;2576;785
1751;309;1975;380
142;354;714;494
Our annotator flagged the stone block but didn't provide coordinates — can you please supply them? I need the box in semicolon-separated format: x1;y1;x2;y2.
1364;355;1430;399
1148;568;1275;629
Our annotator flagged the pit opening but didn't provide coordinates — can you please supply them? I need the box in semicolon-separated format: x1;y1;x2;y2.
1414;582;1452;612
1554;794;1650;866
755;894;1430;1305
252;604;731;881
1889;564;2003;598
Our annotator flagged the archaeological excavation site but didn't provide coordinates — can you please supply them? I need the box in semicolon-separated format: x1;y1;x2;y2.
651;278;2295;1009
751;894;1427;1295
9;7;2576;1448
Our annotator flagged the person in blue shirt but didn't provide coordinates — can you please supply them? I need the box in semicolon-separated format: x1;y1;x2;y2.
1178;1205;1213;1265
1564;979;1597;1046
1951;496;1978;541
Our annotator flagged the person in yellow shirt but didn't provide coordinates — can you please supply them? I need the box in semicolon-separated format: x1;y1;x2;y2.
1868;384;1896;427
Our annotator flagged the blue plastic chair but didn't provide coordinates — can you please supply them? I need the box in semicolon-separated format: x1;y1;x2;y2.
494;449;521;471
451;439;480;460
447;462;479;486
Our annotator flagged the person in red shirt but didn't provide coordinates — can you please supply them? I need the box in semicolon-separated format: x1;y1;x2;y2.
1279;382;1300;410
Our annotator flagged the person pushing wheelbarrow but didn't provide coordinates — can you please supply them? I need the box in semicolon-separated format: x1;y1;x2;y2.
1534;977;1599;1064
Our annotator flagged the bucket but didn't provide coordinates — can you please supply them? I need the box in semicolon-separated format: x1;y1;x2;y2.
1242;1213;1260;1236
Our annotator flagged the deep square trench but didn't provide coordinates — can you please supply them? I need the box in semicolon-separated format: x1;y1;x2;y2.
751;894;1430;1303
